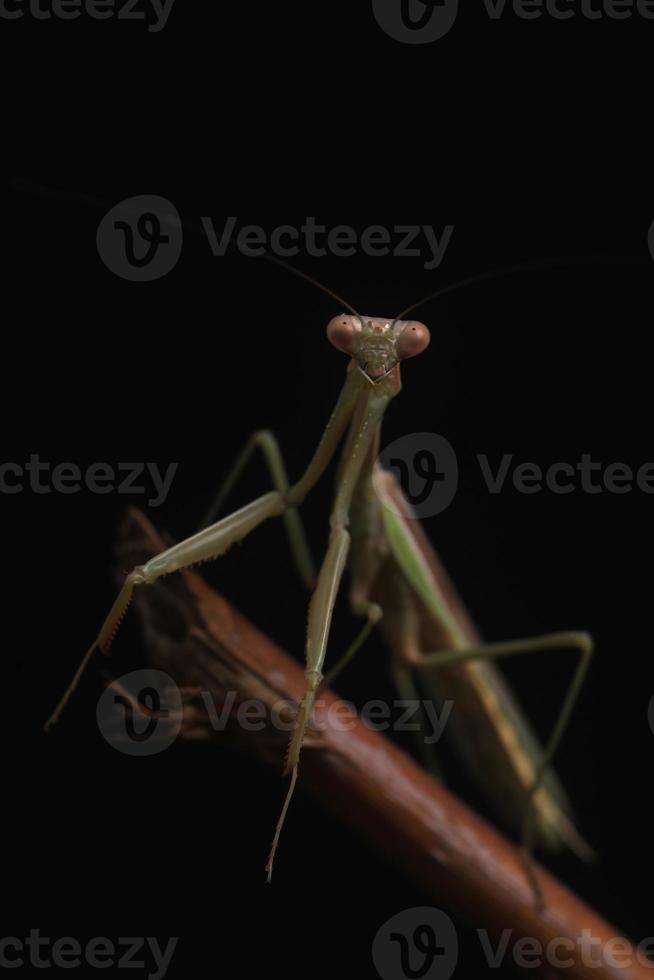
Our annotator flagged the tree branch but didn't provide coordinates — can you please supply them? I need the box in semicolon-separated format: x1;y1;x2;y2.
114;507;648;980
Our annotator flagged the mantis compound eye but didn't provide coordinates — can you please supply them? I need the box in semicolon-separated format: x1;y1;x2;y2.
396;320;430;360
327;315;359;355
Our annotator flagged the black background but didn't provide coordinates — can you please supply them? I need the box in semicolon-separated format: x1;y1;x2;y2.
4;183;653;979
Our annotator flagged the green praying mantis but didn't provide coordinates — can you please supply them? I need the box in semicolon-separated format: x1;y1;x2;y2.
45;261;594;896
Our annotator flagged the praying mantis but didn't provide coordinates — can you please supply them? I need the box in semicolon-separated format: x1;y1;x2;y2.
45;261;594;894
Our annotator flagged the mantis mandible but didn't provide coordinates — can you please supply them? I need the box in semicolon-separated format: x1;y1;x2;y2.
45;265;594;896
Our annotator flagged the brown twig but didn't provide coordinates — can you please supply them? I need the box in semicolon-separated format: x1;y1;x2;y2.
114;507;648;980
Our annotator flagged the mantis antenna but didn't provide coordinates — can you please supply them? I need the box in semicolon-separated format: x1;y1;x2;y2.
261;251;362;318
15;181;625;323
392;252;639;321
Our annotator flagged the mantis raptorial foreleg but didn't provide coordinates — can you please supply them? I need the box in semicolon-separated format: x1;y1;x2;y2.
46;367;366;734
285;525;351;775
265;387;391;880
282;393;392;775
320;441;387;689
264;524;351;882
198;429;316;589
412;631;594;857
44;492;286;731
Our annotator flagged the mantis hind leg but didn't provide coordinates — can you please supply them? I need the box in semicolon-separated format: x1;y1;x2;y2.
392;664;446;781
413;631;594;907
382;588;447;780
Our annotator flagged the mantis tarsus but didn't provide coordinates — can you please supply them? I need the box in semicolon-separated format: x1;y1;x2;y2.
46;264;594;897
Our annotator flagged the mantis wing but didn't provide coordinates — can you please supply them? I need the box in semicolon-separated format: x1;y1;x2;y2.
373;464;592;860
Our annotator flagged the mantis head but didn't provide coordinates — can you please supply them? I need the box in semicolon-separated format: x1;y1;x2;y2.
327;315;431;384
